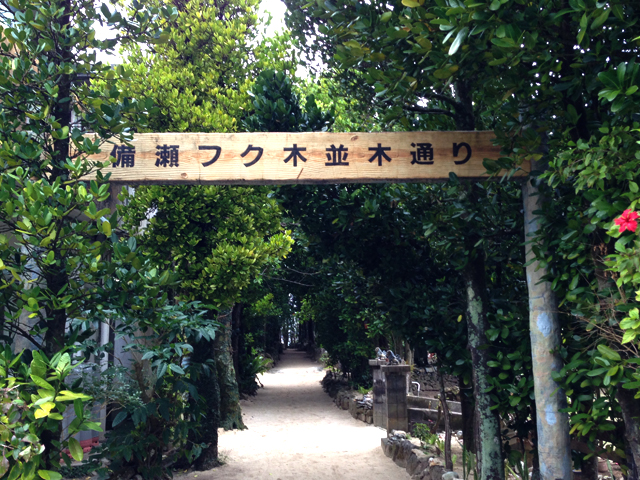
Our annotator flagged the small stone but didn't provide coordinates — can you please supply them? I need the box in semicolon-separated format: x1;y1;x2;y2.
456;430;463;438
429;463;445;480
411;469;429;480
409;437;422;448
387;441;400;460
381;438;393;457
406;450;431;476
442;471;460;480
393;440;415;468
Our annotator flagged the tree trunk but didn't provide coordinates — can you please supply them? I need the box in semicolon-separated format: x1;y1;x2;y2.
231;304;242;388
523;172;572;480
530;402;540;480
308;319;315;346
463;242;504;480
404;342;413;367
459;376;476;455
214;310;246;430
282;324;288;349
617;387;640;477
39;0;73;467
440;369;453;470
190;337;220;470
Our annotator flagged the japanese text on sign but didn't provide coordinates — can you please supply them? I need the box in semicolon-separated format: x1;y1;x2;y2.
88;131;517;185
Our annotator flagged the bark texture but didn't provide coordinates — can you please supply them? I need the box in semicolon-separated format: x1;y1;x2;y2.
459;377;476;455
617;387;640;477
522;174;572;480
215;310;246;430
463;246;504;480
231;304;243;388
440;370;453;470
191;337;221;470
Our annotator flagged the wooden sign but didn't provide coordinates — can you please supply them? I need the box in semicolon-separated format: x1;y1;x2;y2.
85;131;525;185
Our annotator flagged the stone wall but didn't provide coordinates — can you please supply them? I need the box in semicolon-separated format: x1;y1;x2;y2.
321;371;373;425
321;371;460;480
381;431;459;480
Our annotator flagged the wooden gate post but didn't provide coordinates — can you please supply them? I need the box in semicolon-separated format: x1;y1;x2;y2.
523;172;572;479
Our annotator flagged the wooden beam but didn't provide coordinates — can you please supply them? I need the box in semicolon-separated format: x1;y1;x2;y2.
84;131;527;185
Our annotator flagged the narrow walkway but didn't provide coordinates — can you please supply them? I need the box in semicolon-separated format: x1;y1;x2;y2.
179;350;410;480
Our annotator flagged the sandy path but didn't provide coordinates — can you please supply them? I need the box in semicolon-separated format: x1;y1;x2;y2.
178;350;410;480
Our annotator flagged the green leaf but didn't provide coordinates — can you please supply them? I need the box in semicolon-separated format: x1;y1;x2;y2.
449;27;468;55
597;344;621;362
55;390;91;402
590;9;610;29
102;220;112;236
490;37;515;48
577;25;587;44
402;0;420;7
141;351;155;361
148;33;170;45
0;457;7;478
67;438;83;462
30;375;55;391
74;398;83;419
621;329;637;344
380;11;393;22
169;364;185;375
112;410;128;427
38;471;62;480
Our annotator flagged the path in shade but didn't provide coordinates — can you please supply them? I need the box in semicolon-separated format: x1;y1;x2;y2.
177;349;410;480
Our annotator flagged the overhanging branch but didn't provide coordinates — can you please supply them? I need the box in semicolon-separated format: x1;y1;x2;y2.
404;105;456;119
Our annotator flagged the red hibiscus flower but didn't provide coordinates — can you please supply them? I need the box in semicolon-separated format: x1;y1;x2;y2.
614;209;639;233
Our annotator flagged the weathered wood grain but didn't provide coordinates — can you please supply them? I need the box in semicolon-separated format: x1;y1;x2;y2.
84;131;527;185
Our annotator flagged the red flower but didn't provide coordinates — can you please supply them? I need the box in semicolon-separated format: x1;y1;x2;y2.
614;209;639;233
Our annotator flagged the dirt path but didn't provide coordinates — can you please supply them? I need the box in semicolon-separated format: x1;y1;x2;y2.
178;350;410;480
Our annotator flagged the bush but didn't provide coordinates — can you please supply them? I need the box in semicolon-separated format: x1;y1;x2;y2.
0;347;100;480
92;300;218;480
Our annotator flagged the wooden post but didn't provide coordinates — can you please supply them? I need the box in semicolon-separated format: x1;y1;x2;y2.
523;173;572;480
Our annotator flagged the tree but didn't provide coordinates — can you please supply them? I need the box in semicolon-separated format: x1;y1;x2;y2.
0;0;176;470
283;0;640;474
118;2;296;466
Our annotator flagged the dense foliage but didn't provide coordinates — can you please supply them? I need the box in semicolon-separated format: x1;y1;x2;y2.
2;0;639;477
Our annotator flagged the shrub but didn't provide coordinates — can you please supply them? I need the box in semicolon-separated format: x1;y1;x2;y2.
0;347;99;480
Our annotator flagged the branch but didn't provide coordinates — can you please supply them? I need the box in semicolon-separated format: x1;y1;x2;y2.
421;91;462;108
263;276;314;287
4;323;44;350
404;105;456;119
282;265;321;276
